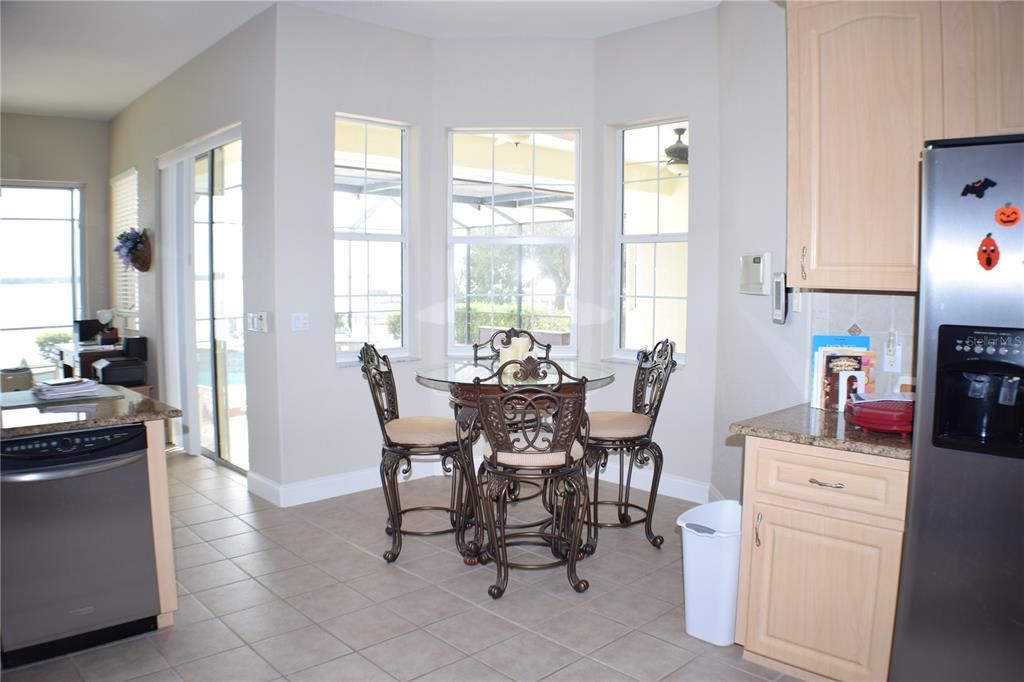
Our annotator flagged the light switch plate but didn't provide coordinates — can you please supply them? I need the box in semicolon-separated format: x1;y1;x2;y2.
291;312;310;332
246;312;270;333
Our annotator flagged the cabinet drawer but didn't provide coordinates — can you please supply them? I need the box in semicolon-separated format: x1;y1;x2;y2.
752;441;909;521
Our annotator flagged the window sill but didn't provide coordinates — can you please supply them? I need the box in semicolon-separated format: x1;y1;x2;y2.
336;352;420;369
601;354;686;367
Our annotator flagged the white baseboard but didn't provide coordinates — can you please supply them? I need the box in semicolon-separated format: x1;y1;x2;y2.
247;459;448;508
616;467;709;505
708;484;725;502
249;457;709;508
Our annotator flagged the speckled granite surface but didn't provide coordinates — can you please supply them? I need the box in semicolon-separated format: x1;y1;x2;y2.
730;403;912;460
1;386;181;438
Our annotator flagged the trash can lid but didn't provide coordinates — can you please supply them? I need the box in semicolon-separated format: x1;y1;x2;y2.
676;499;742;536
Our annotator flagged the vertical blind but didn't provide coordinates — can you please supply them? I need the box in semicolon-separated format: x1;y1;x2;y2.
110;169;140;327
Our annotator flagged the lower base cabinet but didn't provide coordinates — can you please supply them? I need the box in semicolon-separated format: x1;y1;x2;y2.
736;438;909;681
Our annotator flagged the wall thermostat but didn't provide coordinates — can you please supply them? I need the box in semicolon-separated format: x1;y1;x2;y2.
740;252;771;295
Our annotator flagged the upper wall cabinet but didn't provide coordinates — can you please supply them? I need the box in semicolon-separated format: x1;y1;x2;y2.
942;1;1024;138
786;2;943;292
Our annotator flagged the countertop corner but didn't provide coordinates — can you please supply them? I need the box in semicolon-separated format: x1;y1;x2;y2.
1;386;181;438
730;403;912;460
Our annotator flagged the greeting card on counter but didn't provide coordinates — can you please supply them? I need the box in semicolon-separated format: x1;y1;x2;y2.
809;335;871;409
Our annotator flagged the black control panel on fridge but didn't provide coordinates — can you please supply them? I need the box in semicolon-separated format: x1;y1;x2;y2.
934;325;1024;459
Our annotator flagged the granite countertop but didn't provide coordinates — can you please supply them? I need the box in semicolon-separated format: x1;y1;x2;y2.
0;386;182;438
730;403;912;460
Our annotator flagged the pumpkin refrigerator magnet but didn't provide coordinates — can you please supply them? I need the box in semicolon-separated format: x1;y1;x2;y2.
994;203;1020;227
977;233;1000;270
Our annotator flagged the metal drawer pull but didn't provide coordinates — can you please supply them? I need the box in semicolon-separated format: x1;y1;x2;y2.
754;511;763;547
808;477;846;489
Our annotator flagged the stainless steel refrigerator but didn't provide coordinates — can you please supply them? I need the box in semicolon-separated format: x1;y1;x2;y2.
890;135;1024;680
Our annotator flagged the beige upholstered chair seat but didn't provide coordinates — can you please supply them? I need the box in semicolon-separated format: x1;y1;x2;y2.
588;411;652;440
484;439;585;467
385;416;458;447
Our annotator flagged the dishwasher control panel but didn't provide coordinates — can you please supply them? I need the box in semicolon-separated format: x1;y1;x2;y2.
1;424;147;469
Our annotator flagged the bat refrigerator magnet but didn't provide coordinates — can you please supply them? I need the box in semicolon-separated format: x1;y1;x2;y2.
961;178;997;198
977;233;1000;270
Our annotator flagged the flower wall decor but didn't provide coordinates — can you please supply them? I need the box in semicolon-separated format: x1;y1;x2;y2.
114;228;151;272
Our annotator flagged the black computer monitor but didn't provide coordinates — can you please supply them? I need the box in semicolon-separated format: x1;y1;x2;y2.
73;319;104;343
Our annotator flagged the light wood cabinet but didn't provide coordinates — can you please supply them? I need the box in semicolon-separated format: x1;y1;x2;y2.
736;437;910;681
786;1;1024;292
786;1;943;292
941;1;1024;138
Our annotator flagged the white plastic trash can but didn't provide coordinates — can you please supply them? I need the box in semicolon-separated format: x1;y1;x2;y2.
676;499;742;646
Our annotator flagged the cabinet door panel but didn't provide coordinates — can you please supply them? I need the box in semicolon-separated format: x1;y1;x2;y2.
942;1;1024;137
746;502;903;681
787;2;942;291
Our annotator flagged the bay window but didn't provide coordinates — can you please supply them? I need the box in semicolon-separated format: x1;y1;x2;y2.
449;130;578;353
616;121;689;355
334;117;407;360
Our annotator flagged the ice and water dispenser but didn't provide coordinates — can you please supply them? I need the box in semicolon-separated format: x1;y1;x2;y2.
933;325;1024;458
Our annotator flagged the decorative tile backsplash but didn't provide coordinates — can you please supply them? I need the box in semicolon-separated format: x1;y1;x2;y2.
808;292;918;393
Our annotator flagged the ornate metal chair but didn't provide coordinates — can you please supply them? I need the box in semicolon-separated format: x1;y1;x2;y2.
585;339;677;548
472;328;554;506
474;357;592;598
472;328;552;362
359;343;462;563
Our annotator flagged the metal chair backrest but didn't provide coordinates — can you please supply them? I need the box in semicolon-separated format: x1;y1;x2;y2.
474;357;588;469
472;328;553;362
631;339;677;428
359;343;400;442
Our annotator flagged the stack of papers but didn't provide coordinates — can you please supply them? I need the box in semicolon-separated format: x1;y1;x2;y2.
34;377;99;400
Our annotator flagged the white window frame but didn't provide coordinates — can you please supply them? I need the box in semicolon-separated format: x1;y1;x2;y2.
0;180;83;370
333;115;409;364
446;128;581;358
613;120;689;362
110;168;140;331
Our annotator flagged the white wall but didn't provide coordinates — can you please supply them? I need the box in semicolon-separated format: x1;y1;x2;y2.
102;1;815;506
594;9;721;498
269;4;435;487
108;6;282;481
709;1;803;500
429;35;598;357
1;113;110;315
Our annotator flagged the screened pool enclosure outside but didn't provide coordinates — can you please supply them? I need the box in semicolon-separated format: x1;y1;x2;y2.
450;131;578;350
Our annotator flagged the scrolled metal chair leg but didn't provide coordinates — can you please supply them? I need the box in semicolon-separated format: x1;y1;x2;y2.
618;448;636;525
643;442;665;548
565;471;590;593
482;473;511;598
586;449;602;552
379;451;404;562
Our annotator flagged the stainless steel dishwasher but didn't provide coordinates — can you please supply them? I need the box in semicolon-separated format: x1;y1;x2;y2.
1;423;160;668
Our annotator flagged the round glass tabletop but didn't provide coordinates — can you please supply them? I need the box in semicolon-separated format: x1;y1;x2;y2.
415;360;616;392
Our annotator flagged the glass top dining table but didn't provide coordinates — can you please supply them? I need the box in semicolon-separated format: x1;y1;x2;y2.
415;359;617;393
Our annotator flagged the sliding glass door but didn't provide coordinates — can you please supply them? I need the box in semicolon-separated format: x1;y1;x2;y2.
192;140;248;471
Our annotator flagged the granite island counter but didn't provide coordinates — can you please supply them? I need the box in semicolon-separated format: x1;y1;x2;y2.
1;386;182;661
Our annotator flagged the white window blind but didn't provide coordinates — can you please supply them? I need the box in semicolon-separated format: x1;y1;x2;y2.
110;169;140;330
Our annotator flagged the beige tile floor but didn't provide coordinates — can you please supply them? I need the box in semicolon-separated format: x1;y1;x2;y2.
5;453;795;682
